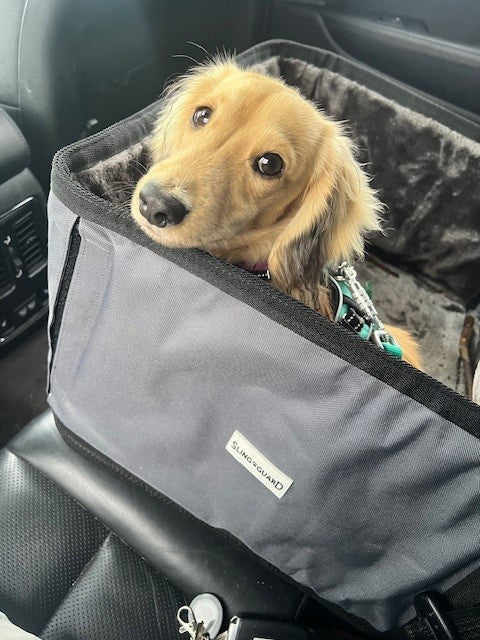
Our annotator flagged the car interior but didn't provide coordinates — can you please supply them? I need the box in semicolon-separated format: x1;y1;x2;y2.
1;1;480;639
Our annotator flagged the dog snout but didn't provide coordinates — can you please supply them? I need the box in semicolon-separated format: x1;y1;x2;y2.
139;182;190;228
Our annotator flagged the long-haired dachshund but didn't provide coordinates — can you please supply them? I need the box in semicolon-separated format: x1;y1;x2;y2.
131;60;421;368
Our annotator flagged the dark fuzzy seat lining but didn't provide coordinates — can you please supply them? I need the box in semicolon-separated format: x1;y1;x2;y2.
75;55;480;396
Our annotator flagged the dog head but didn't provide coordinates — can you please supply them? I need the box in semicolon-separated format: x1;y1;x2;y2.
131;60;381;304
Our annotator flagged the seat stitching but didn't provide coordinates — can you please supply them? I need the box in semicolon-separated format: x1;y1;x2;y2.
5;448;110;537
39;533;113;638
1;449;110;637
144;564;164;640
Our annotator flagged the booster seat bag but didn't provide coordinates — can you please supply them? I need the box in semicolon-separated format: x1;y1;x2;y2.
47;41;480;638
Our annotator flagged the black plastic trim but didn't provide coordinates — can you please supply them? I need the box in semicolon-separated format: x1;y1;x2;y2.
414;591;458;640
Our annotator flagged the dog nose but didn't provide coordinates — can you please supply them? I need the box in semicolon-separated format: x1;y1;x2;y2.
138;182;189;228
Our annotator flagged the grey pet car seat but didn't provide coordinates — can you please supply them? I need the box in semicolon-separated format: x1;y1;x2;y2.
47;41;480;639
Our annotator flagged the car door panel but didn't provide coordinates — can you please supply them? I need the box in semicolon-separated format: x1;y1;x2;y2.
267;0;480;118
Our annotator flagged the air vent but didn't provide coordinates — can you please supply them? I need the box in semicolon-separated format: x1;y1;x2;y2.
13;210;47;276
0;249;13;296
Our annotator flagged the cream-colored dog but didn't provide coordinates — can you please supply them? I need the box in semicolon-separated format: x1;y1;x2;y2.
131;60;421;368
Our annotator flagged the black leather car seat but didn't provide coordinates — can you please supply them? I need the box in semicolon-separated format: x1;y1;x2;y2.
0;0;263;191
0;0;180;189
0;411;333;640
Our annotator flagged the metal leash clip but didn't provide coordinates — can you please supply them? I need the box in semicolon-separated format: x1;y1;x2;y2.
337;262;398;348
336;261;400;349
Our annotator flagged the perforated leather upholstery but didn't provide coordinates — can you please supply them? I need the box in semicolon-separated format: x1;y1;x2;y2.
0;412;320;640
0;437;184;639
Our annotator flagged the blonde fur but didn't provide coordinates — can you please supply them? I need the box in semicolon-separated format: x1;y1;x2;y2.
131;60;422;369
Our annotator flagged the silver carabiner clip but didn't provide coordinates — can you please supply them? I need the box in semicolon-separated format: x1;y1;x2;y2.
178;606;208;640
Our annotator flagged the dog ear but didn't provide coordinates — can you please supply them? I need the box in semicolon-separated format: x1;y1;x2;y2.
150;59;238;162
268;120;382;316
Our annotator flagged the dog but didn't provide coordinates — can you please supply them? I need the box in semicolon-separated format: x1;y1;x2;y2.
131;59;421;369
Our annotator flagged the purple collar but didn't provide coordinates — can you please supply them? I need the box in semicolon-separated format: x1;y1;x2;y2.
236;261;271;281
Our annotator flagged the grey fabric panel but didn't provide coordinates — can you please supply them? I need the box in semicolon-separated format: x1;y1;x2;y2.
74;147;476;395
46;192;78;374
49;219;113;404
48;203;480;632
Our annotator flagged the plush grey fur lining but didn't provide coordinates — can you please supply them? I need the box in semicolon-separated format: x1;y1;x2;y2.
76;141;151;203
74;55;480;394
355;259;478;396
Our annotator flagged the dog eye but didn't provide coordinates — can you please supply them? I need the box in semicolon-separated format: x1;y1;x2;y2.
254;153;284;177
192;107;212;127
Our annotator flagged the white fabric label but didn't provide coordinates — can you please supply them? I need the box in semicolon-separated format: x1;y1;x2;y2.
225;430;293;498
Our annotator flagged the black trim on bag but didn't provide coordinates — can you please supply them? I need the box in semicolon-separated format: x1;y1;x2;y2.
49;40;480;438
49;220;81;359
54;414;379;639
47;220;81;393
